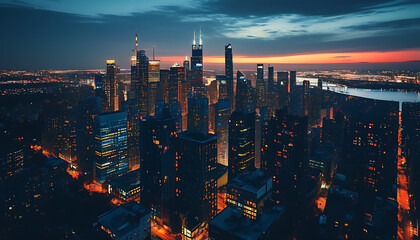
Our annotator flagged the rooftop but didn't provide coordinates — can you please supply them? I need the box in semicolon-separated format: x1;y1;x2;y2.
228;169;272;196
210;206;284;240
97;202;151;238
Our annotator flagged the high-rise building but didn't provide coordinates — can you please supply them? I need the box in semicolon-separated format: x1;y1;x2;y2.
225;44;234;111
140;108;177;222
76;96;101;180
191;30;205;97
261;107;308;204
187;97;209;134
215;100;230;166
229;111;255;180
402;102;420;226
94;111;129;183
268;65;274;89
341;98;398;198
160;69;170;105
175;132;218;223
277;72;289;108
289;71;296;93
148;59;160;116
256;64;266;108
103;60;118;112
132;47;149;118
217;75;228;101
235;71;252;112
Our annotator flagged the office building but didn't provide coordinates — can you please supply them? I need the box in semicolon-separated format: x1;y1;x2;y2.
94;112;129;183
148;59;160;116
229;111;255;179
256;64;266;108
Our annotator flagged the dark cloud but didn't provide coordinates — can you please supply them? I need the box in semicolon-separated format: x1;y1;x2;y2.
0;1;419;69
203;0;410;17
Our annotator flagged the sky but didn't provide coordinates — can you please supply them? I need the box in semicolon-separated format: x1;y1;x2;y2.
0;0;420;70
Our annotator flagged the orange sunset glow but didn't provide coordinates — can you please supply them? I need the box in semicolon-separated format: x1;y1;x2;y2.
158;49;420;65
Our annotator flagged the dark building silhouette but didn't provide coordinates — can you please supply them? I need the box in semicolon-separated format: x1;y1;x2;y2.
289;71;296;93
174;131;218;226
76;96;101;180
187;97;208;134
225;44;234;111
261;107;309;204
277;71;289;108
140;109;177;224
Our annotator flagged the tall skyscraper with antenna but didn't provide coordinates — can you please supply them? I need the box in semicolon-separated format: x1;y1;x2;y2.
128;33;141;170
191;29;205;97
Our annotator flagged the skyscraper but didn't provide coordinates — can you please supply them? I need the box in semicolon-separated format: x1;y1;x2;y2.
169;64;184;132
256;64;266;108
148;59;160;116
277;71;289;108
225;44;234;111
103;60;118;113
261;107;309;204
229;111;255;179
94;111;129;183
175;132;218;222
132;42;149;118
187;97;208;134
191;30;205;97
217;75;228;101
76;96;101;180
140;108;177;223
159;69;170;105
289;71;296;93
235;71;250;112
215;100;230;166
268;65;274;89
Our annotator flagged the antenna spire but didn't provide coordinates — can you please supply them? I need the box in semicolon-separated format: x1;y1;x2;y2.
193;30;196;45
199;27;202;45
135;33;138;50
153;46;155;60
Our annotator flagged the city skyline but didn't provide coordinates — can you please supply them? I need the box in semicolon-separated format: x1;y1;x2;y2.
1;0;420;69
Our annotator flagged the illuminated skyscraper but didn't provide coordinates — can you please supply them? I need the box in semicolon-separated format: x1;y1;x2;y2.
268;65;274;89
225;44;234;111
131;39;149;118
148;59;160;115
215;100;230;166
256;64;266;108
103;60;118;112
229;111;255;180
94;111;128;183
